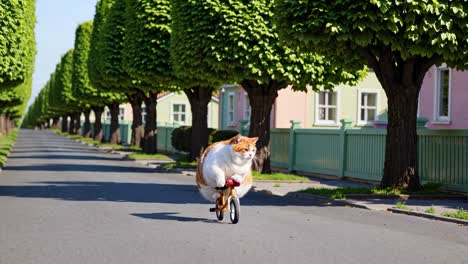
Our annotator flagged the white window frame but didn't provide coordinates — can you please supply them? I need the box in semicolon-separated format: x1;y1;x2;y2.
226;92;236;126
118;107;125;121
141;105;147;124
433;64;451;124
171;102;188;125
315;90;340;126
357;90;379;126
243;92;251;120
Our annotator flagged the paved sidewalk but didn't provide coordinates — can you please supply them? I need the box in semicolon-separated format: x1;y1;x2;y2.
252;176;468;220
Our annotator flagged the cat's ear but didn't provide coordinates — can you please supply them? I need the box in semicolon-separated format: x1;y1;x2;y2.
250;137;259;144
229;134;242;144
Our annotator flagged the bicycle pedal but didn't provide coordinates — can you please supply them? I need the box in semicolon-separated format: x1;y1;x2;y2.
209;208;216;212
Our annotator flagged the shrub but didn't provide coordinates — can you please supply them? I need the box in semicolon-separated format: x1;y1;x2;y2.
209;129;238;143
171;126;238;152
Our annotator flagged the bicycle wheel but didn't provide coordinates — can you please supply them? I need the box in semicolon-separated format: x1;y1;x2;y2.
216;209;224;221
229;197;240;224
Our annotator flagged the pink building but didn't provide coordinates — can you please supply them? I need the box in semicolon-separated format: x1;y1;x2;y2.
419;64;468;129
218;84;308;131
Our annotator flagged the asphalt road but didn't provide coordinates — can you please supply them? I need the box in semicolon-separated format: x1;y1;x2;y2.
0;129;467;264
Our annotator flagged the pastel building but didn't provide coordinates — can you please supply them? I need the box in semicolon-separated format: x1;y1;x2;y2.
96;91;219;128
219;71;388;130
418;64;468;129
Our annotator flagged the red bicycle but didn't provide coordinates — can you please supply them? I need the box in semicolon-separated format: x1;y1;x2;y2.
209;179;241;224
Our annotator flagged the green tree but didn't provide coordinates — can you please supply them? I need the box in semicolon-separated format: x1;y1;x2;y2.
72;22;99;138
0;0;36;131
88;0;126;144
123;0;179;153
72;21;112;141
171;0;364;170
0;0;35;89
48;50;80;134
276;0;468;189
171;1;225;161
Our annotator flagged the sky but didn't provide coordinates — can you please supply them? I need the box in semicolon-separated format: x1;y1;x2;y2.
29;0;98;107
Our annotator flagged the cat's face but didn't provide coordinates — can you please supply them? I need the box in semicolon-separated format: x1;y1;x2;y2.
230;135;258;161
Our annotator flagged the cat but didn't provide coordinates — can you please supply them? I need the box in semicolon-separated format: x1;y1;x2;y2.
195;134;258;202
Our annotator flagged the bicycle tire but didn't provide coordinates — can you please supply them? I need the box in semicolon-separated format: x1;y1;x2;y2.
229;197;240;224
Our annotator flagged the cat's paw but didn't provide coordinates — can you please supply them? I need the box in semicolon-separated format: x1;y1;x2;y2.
231;174;243;184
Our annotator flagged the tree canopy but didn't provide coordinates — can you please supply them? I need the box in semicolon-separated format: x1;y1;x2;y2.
0;0;36;90
275;0;468;189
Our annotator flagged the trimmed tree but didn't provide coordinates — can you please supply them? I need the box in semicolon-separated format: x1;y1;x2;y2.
171;1;224;161
88;0;127;144
171;0;364;170
0;0;36;89
48;50;80;134
72;21;113;141
123;0;179;153
276;0;468;189
0;0;36;129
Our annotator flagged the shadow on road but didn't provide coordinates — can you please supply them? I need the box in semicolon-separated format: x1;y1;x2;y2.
0;181;325;208
8;155;123;161
131;212;224;223
4;164;155;173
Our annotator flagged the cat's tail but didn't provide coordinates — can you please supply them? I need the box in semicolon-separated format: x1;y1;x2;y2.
195;148;208;188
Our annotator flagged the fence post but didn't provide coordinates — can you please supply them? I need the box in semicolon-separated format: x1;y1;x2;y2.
339;119;352;178
239;120;249;136
288;120;301;172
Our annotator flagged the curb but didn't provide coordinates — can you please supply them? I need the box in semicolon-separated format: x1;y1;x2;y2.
254;180;319;184
387;208;468;226
283;192;370;209
345;194;467;200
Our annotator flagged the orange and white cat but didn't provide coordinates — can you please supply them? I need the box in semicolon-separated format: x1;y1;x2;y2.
196;135;258;202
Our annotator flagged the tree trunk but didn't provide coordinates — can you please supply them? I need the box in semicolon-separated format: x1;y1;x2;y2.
128;93;144;148
381;89;421;189
61;115;68;133
142;91;158;154
184;86;215;161
241;79;287;173
92;106;104;142
363;48;435;190
68;113;76;134
108;102;120;144
0;115;6;135
73;112;81;135
52;117;60;129
83;110;92;138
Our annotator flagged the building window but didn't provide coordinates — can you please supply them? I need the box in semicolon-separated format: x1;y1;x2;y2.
119;107;125;121
141;106;147;123
227;92;235;125
358;91;378;125
434;66;451;122
316;90;338;125
172;103;186;125
243;93;251;120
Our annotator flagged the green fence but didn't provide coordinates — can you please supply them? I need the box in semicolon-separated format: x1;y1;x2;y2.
270;120;468;192
88;121;133;145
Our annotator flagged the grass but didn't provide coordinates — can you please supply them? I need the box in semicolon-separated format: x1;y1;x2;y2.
273;183;282;188
395;200;411;210
299;182;447;199
113;146;142;152
127;153;173;160
441;208;468;220
162;154;197;169
0;129;19;168
252;171;311;181
425;207;436;214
